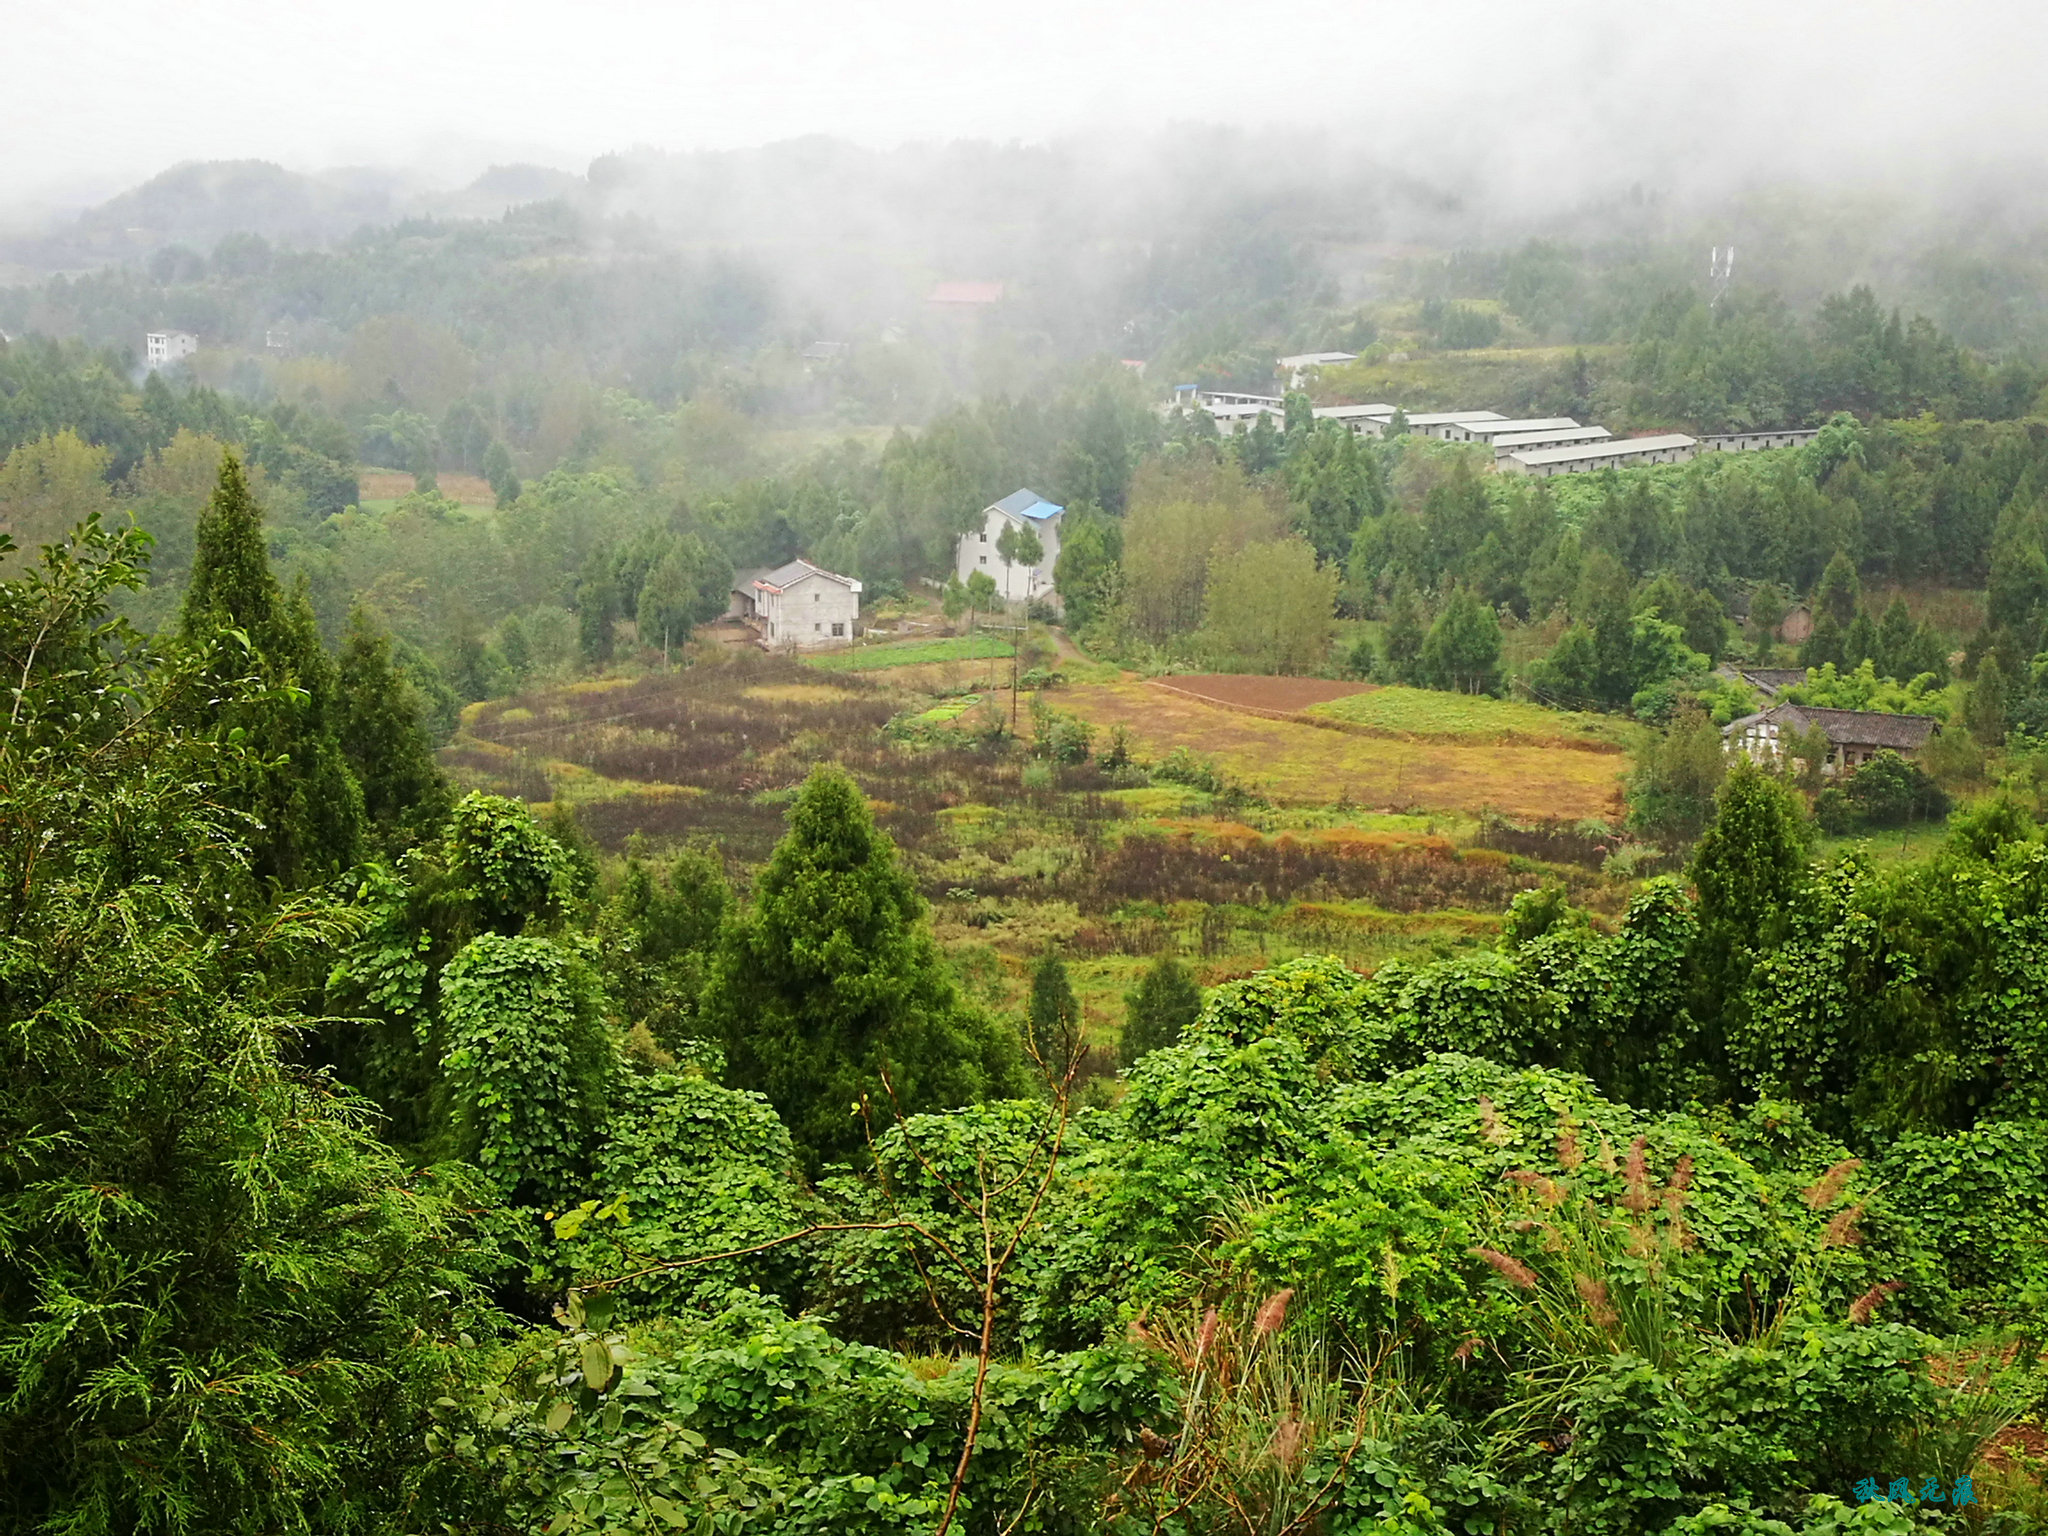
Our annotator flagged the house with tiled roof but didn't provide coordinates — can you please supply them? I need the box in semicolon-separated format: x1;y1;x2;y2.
956;488;1063;606
1723;702;1939;775
729;558;861;650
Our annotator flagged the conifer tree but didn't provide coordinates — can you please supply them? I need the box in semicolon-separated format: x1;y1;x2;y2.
1814;550;1862;627
1122;955;1202;1066
1875;596;1919;681
179;452;363;883
702;766;1021;1169
1025;953;1082;1081
337;605;453;850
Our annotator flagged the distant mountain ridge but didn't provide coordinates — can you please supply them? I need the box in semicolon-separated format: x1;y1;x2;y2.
2;158;586;273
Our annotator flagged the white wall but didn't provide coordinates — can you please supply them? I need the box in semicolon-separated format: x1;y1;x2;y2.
762;573;860;648
955;508;1061;603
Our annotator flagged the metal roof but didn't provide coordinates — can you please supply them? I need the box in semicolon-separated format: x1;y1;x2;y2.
1277;351;1357;367
1506;434;1697;466
1400;410;1507;426
1490;426;1611;449
1459;417;1582;438
753;558;861;594
1313;403;1398;418
991;488;1064;522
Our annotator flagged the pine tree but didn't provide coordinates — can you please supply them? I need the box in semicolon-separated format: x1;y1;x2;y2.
1418;585;1502;694
337;605;453;850
1968;657;2010;745
1875;596;1918;681
1025;953;1083;1081
578;563;618;665
1122;955;1202;1066
1842;610;1880;673
1384;578;1426;683
179;452;363;883
1814;550;1862;627
702;766;1021;1169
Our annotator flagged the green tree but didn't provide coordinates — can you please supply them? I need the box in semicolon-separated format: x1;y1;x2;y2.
941;573;969;625
1025;953;1083;1081
1383;578;1427;684
1417;585;1502;694
637;550;694;665
0;518;482;1535
578;562;618;665
481;438;521;508
1875;596;1919;680
337;604;454;850
1050;506;1121;627
1799;609;1847;672
995;520;1044;574
1678;586;1729;664
438;933;614;1205
965;568;999;619
1576;547;1636;707
178;451;364;883
701;766;1020;1169
1968;656;2011;745
1628;702;1728;847
1688;761;1813;1078
1122;955;1202;1066
1814;549;1862;627
1199;536;1337;674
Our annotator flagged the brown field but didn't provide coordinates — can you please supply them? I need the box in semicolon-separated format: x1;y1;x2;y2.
357;469;497;505
1059;676;1628;820
1153;674;1375;711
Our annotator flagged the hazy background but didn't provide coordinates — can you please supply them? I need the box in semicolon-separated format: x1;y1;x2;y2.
8;0;2047;217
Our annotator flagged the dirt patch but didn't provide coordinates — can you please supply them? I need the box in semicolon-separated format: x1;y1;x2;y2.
1155;674;1375;711
358;469;497;506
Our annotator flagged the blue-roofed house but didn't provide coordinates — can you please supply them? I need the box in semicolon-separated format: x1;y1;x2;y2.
956;488;1064;606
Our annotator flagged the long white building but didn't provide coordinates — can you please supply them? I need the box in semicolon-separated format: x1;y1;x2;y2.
1490;425;1611;461
1501;434;1698;477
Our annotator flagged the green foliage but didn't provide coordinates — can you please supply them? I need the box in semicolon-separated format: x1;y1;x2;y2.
177;450;365;882
1025;952;1083;1079
438;934;615;1204
1417;583;1503;694
1198;535;1337;675
337;604;454;850
994;519;1043;571
702;766;1022;1170
1121;954;1203;1066
1630;702;1729;847
0;519;485;1535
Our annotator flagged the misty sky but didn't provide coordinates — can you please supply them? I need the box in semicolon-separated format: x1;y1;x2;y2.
8;0;2046;211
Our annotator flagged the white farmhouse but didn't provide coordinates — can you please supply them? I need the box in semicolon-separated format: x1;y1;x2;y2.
1276;351;1356;389
731;558;861;649
144;330;198;370
956;488;1063;606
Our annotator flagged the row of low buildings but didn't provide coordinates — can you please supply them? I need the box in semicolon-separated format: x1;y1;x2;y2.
1168;384;1819;477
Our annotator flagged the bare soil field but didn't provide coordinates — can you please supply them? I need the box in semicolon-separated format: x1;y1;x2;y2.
357;469;496;505
1060;676;1628;820
1152;674;1375;711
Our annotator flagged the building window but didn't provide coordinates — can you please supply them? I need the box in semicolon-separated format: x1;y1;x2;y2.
979;555;987;564
813;592;820;602
814;622;821;632
831;621;844;637
978;532;987;542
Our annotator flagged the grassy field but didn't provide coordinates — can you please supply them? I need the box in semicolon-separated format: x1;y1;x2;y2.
1304;685;1635;748
806;634;1015;672
1055;676;1630;819
440;646;1638;1065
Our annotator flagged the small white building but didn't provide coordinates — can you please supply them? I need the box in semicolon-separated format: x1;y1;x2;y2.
1501;433;1698;477
957;487;1063;605
144;330;198;370
1202;401;1288;436
1277;351;1357;389
732;559;861;649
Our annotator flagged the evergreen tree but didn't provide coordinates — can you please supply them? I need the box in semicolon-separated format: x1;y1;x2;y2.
1799;610;1847;672
1678;586;1729;664
1239;409;1282;474
1383;578;1426;683
1576;547;1636;707
1688;761;1813;1084
1842;610;1880;672
337;605;454;850
1025;953;1083;1081
1417;585;1502;694
481;439;521;508
1814;550;1862;627
1627;703;1727;848
578;563;618;665
1122;955;1202;1066
702;766;1021;1169
2;520;481;1533
1968;656;2011;745
1875;596;1919;680
178;452;363;883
